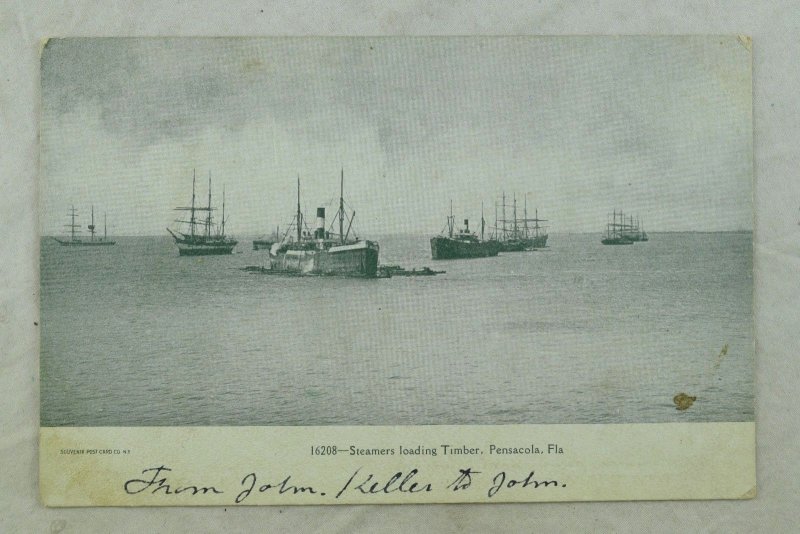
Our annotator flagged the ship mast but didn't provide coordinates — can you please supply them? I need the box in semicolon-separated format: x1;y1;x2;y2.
494;201;498;240
340;168;345;244
613;210;616;238
296;175;302;242
221;184;226;238
207;172;212;238
89;205;95;241
67;205;78;241
524;194;528;239
104;212;107;240
190;169;196;238
448;200;454;238
502;192;506;240
613;210;617;238
481;201;485;241
513;194;517;238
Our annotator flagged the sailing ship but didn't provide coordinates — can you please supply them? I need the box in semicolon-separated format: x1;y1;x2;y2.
268;170;380;277
430;201;501;259
620;214;648;242
167;171;237;256
494;192;549;251
527;205;549;248
601;210;634;245
54;205;116;246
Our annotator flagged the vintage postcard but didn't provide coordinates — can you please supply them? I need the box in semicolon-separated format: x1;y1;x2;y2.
39;36;754;506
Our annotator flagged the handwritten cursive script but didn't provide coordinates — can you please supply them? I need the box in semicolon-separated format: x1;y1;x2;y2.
124;466;223;496
335;467;433;498
487;470;563;498
236;472;321;503
122;466;564;503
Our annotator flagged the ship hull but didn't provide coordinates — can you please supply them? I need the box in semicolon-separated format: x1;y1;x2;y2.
498;234;548;252
270;240;380;277
177;243;237;256
168;228;237;256
430;236;501;259
623;233;648;242
530;234;548;248
498;240;526;252
54;238;115;246
601;237;633;245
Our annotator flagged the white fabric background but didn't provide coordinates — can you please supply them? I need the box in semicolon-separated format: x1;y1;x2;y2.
1;1;797;531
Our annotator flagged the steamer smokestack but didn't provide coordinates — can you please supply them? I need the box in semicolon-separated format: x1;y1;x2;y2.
315;207;326;239
464;219;469;232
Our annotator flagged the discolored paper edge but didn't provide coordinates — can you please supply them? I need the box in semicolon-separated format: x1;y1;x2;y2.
35;33;757;508
40;422;755;506
10;2;800;530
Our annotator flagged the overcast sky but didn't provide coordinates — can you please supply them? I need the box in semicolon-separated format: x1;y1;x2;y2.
40;36;752;236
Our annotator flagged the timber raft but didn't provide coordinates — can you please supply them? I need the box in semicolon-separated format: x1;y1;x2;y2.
241;264;445;278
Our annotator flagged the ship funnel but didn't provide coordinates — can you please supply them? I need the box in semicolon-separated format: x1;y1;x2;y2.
464;219;469;231
315;207;326;239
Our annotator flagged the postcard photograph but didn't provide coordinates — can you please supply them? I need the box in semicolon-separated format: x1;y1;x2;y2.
39;36;755;505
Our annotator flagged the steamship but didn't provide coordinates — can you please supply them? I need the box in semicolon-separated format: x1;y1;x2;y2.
167;170;237;256
268;170;380;277
430;202;501;260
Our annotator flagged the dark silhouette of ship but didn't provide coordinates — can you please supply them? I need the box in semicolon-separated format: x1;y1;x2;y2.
602;210;639;245
268;170;380;277
253;226;280;251
430;201;501;259
167;170;237;256
494;192;549;251
379;265;445;277
54;205;115;246
621;214;648;242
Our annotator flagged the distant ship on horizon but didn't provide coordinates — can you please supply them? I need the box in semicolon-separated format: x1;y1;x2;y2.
268;170;380;277
54;205;115;246
494;192;549;251
253;226;280;251
602;210;647;245
430;201;501;260
622;214;648;242
167;170;237;256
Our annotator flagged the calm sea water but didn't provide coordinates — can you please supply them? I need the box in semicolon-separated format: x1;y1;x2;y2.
40;232;753;426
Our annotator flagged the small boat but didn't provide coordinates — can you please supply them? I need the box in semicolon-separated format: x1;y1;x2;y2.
54;205;116;246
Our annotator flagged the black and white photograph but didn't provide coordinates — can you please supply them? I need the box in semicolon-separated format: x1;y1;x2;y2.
40;36;753;429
